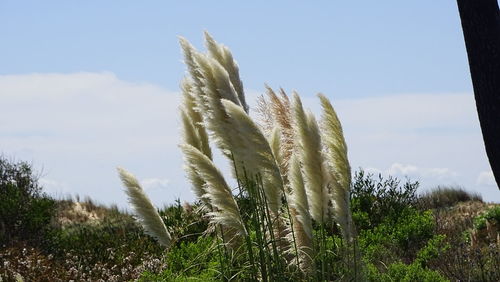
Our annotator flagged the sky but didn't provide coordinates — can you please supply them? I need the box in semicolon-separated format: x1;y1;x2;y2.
1;1;499;208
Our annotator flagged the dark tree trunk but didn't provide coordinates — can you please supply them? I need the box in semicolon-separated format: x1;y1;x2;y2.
457;0;500;189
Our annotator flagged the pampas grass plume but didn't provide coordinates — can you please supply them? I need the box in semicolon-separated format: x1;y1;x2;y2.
204;31;248;113
318;93;353;240
180;144;247;236
117;167;172;247
289;154;314;273
221;99;284;214
292;93;329;223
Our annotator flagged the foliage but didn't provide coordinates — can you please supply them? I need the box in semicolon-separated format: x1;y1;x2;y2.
159;199;209;244
415;234;449;267
0;156;56;244
46;218;161;265
367;261;448;282
418;186;482;210
360;207;435;265
140;236;219;281
473;205;500;230
350;170;419;230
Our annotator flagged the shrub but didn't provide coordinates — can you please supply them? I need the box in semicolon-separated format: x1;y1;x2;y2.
351;170;419;230
46;216;162;266
139;236;219;281
367;261;448;282
159;199;209;244
0;156;56;244
360;207;435;266
418;186;482;210
473;205;500;230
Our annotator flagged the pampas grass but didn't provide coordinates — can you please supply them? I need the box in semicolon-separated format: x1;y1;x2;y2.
181;78;212;159
221;99;284;215
119;31;359;281
288;154;314;273
180;144;247;237
318;93;354;241
117;167;172;247
257;87;294;179
204;31;248;113
292;93;330;223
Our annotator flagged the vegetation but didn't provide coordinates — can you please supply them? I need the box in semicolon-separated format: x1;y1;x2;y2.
0;157;498;280
2;34;499;281
418;186;482;210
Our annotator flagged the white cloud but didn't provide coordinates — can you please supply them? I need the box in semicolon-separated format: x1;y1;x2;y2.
38;177;69;195
387;163;419;176
477;171;496;186
365;163;459;185
141;178;170;190
0;72;183;207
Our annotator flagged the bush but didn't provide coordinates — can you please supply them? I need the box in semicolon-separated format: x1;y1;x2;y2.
351;170;419;230
418;186;482;210
140;236;219;281
0;156;55;244
367;261;448;282
361;207;436;266
46;216;162;266
159;199;209;244
473;205;500;230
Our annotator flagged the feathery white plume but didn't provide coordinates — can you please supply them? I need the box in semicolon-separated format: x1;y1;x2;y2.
292;93;329;223
288;154;314;273
181;78;212;159
117;167;172;247
318;93;354;241
269;126;283;169
180;144;247;237
204;31;248;113
221;99;284;214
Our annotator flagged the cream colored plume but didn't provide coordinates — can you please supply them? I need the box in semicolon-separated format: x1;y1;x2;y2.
221;99;284;214
204;31;248;113
292;93;329;223
269;126;283;169
180;78;213;209
193;52;242;108
256;86;294;180
288;154;314;273
117;167;172;247
180;144;247;236
179;37;204;94
187;51;243;161
318;93;353;241
181;78;212;159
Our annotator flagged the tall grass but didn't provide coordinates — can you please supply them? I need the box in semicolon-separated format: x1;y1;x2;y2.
418;186;483;210
118;32;359;280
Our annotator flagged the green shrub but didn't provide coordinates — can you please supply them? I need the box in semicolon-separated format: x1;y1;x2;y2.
473;205;500;230
415;234;449;267
140;236;219;281
159;199;208;244
367;261;448;282
0;156;56;244
46;217;162;266
418;186;482;210
361;207;435;265
351;170;419;230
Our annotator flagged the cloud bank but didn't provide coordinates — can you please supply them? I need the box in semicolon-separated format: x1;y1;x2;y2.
1;72;498;208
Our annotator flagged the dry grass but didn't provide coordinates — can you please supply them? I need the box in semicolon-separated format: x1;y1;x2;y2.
55;199;111;227
418;186;483;210
429;201;500;281
433;201;494;240
0;241;165;281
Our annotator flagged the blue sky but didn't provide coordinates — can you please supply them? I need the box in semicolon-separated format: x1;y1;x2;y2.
1;1;499;207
